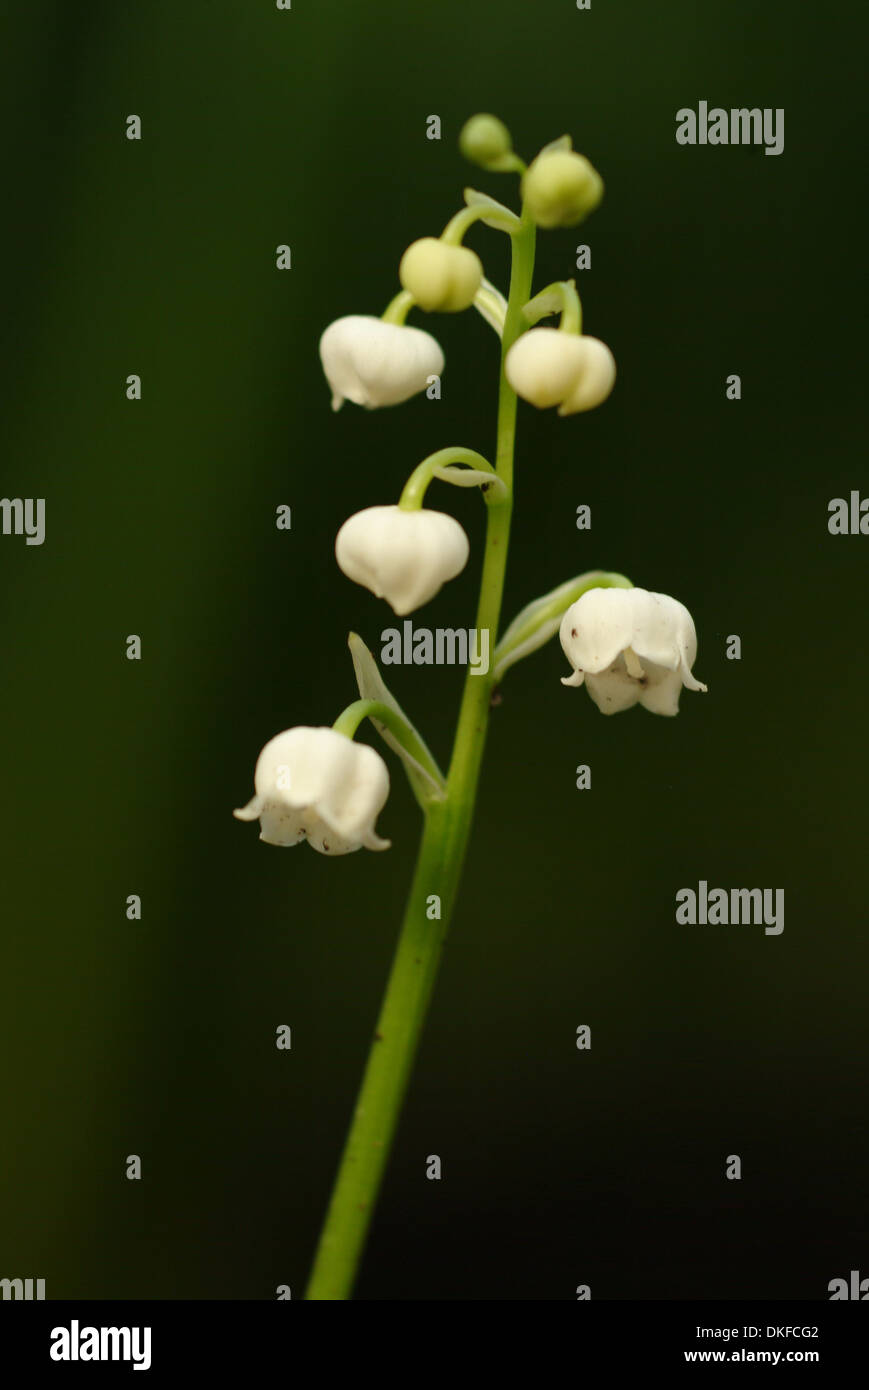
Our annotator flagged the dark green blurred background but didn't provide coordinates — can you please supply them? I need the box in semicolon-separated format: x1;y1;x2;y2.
1;1;866;1300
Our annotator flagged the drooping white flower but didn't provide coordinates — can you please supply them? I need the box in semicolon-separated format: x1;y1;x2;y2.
505;327;615;415
233;726;390;854
559;587;707;716
335;505;469;615
319;315;444;411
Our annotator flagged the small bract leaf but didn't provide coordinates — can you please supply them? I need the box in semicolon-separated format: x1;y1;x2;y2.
348;633;446;801
463;187;522;233
522;286;568;323
472;278;508;337
536;134;573;157
432;465;508;500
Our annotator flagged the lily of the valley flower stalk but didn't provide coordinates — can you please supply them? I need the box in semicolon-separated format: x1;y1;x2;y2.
235;114;707;1300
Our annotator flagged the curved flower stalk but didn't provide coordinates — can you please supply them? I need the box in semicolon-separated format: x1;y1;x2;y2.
237;114;708;1301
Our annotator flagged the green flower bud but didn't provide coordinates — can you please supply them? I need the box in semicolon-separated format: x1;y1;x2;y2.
459;113;513;169
521;150;604;228
399;237;483;313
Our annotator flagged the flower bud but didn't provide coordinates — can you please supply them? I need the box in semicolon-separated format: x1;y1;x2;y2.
559;587;707;716
399;237;483;312
505;327;615;415
459;113;513;169
233;726;391;854
521;150;603;228
319;315;444;411
335;504;469;615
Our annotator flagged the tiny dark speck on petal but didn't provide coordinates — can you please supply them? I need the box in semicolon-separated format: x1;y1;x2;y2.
571;629;577;637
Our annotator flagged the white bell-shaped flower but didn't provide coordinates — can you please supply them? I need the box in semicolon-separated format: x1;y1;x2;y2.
559;587;707;716
233;726;390;854
319;315;444;411
335;504;469;615
505;327;615;415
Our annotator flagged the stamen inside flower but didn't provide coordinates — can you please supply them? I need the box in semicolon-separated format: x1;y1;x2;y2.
623;645;644;680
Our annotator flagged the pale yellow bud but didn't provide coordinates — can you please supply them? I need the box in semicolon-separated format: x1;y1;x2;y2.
459;113;513;169
399;238;483;313
521;150;603;228
505;328;616;415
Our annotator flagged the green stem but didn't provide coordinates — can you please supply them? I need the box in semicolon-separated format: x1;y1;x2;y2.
398;447;497;510
332;699;446;797
304;205;536;1301
441;199;520;244
381;289;415;325
440;204;491;244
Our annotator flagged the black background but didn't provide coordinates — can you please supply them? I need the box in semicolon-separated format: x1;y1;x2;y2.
0;0;866;1300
